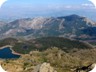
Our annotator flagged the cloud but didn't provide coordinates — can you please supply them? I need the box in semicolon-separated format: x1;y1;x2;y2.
47;4;94;10
81;3;95;9
47;5;74;10
82;3;93;7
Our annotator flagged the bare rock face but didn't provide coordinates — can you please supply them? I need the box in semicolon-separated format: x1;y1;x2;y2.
33;62;57;72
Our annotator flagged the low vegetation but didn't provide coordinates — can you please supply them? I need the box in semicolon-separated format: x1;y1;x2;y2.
0;37;95;72
0;37;93;54
0;47;96;72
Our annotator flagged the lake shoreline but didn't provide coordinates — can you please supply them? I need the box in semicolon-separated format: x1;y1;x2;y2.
0;45;22;56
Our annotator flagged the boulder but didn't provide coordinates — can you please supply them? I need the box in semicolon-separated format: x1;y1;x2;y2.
33;62;57;72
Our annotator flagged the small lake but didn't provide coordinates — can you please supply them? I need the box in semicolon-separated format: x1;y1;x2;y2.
0;47;20;59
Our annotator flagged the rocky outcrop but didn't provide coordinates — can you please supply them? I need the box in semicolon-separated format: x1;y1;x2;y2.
33;62;57;72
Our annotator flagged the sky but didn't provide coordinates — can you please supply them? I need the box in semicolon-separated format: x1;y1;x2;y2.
0;0;96;21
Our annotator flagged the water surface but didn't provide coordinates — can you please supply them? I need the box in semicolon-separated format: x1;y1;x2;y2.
0;47;20;59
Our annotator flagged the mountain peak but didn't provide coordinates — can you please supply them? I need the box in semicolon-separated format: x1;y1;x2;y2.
58;14;83;21
67;14;80;17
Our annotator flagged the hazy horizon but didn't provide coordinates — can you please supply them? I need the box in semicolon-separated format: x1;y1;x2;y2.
0;0;96;21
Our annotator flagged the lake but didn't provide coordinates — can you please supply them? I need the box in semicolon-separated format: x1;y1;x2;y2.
0;47;20;59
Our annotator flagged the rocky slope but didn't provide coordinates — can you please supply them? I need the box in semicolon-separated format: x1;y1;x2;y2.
0;14;96;39
0;47;96;72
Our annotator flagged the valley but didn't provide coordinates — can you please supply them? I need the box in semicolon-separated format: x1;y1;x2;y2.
0;14;96;72
0;36;95;72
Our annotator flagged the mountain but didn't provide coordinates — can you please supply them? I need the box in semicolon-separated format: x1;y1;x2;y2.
0;14;96;39
0;21;7;27
0;14;96;72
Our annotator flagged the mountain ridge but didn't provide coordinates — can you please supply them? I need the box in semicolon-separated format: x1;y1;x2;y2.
0;14;96;39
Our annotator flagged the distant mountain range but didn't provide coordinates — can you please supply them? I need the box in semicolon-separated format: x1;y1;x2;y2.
0;14;96;39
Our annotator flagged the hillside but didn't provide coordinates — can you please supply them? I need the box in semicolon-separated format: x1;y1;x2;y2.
0;37;93;54
1;47;96;72
0;15;96;72
0;14;96;39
